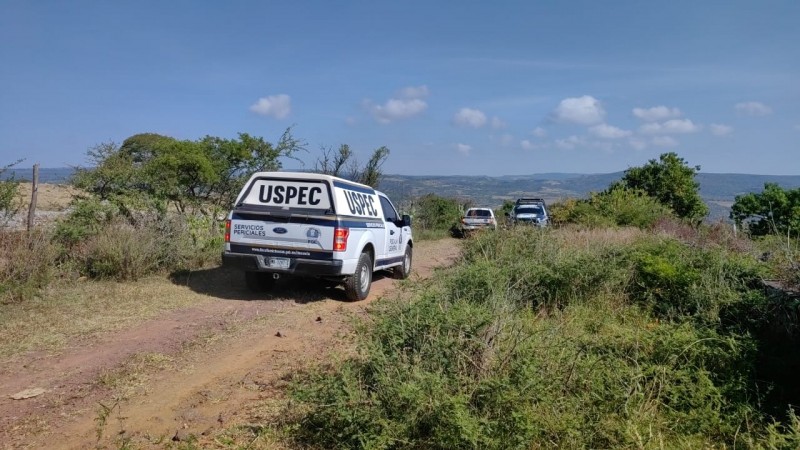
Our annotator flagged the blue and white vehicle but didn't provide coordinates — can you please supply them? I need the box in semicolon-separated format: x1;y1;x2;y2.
509;198;549;227
222;172;413;301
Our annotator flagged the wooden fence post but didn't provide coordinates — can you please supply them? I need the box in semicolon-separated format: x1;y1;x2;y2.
27;164;39;231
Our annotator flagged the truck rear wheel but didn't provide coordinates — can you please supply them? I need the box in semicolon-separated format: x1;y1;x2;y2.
245;271;275;292
393;245;412;279
344;252;372;301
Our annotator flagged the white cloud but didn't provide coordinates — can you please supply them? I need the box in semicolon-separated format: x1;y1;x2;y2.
632;106;682;122
250;94;291;119
555;135;585;150
456;143;472;155
366;98;428;124
639;119;701;134
735;101;772;116
453;108;488;128
531;126;547;138
552;95;605;125
499;134;514;145
589;123;632;139
629;138;648;150
652;136;679;147
709;123;734;136
491;117;507;130
520;139;542;150
398;85;429;99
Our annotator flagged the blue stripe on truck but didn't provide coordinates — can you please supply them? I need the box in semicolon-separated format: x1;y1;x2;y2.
231;212;384;229
376;255;405;266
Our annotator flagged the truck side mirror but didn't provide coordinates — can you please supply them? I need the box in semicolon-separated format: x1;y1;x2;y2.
401;214;412;227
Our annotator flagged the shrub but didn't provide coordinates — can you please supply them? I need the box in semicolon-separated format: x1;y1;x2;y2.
68;214;221;281
0;229;60;303
551;188;672;229
286;227;800;448
410;194;465;233
631;238;766;323
73;220;162;280
0;160;22;227
54;197;118;247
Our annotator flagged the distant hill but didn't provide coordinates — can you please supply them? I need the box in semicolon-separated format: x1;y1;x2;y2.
379;172;800;222
4;168;799;221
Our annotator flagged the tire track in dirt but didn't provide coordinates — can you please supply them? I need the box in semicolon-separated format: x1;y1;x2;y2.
0;238;461;449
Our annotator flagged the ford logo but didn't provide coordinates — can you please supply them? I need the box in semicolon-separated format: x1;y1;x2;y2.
273;227;288;234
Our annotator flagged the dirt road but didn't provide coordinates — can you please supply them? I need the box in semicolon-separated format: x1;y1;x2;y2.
0;238;461;449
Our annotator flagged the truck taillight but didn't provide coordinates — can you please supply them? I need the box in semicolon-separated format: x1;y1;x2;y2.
333;227;349;251
225;219;231;242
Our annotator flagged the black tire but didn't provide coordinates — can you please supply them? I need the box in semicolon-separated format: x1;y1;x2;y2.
393;245;412;279
344;252;373;301
245;271;275;292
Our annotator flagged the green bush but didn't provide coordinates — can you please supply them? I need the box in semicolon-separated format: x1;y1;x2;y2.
0;161;22;227
410;194;465;233
54;197;119;247
630;238;766;323
286;227;800;448
551;188;672;229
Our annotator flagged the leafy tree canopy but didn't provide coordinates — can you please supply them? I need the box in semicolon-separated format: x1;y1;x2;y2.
730;183;800;236
616;152;708;221
73;128;305;219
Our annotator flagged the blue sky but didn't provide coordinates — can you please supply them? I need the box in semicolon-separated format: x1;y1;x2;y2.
1;0;798;176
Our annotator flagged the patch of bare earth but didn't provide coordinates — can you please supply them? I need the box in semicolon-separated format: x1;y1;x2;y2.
0;238;461;449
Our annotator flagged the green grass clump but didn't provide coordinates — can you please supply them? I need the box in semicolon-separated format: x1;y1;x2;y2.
287;226;800;449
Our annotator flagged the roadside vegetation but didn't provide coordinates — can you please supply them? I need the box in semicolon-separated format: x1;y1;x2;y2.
238;153;800;449
3;146;799;448
281;224;799;449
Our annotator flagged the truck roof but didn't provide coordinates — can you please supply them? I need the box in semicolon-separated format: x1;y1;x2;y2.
243;171;383;195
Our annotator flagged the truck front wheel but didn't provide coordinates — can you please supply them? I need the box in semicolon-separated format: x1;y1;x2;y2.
344;252;373;301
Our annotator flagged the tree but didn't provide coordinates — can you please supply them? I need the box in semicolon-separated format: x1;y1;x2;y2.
72;128;306;220
730;183;800;236
410;194;464;231
314;144;353;178
617;152;708;221
314;144;390;188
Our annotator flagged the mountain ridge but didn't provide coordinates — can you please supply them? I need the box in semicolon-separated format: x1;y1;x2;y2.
5;168;799;221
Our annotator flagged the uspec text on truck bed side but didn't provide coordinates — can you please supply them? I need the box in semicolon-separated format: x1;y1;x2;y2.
222;172;413;301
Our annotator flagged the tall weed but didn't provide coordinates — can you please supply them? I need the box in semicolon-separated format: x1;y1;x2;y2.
0;229;60;303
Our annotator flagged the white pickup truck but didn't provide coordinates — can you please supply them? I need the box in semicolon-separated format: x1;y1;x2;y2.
222;172;413;301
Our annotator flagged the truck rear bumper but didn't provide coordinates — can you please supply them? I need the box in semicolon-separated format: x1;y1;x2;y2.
222;252;346;277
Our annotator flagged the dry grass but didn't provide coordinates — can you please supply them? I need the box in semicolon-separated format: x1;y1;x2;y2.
17;182;80;211
0;276;211;361
556;224;645;248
